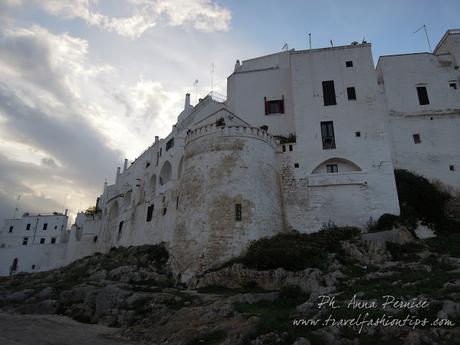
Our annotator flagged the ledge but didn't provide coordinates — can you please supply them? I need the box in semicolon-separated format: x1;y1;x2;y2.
307;172;367;187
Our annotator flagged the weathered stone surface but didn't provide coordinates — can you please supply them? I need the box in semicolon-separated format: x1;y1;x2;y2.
190;264;326;294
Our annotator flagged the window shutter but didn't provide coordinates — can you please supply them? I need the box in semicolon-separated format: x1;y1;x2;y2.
264;97;268;115
281;95;285;113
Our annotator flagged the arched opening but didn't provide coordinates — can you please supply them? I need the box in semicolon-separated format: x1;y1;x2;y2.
159;161;172;186
10;258;18;275
311;157;362;174
177;157;184;179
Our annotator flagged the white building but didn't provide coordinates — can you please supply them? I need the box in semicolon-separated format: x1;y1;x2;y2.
0;211;68;275
377;29;460;193
1;29;458;278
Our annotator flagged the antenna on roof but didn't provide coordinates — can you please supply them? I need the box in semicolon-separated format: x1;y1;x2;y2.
308;33;312;50
282;43;289;51
414;24;432;52
13;195;21;219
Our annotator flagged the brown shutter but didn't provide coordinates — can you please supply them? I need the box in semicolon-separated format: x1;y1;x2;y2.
264;97;268;115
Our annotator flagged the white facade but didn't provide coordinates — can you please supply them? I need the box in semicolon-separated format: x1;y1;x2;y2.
377;29;460;193
0;212;68;248
0;212;68;276
2;29;459;278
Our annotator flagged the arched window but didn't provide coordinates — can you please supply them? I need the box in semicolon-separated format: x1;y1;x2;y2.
311;158;362;174
159;161;172;185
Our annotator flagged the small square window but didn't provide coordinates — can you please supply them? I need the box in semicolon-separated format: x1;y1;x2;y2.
450;82;457;90
9;226;13;233
235;203;242;221
347;87;357;100
51;237;56;244
40;238;45;244
327;164;339;173
23;237;28;245
355;131;361;137
43;223;48;230
413;134;421;144
31;265;36;269
289;145;293;151
264;97;285;115
345;60;353;67
450;165;455;171
54;225;57;230
294;163;300;168
26;224;31;230
282;145;286;152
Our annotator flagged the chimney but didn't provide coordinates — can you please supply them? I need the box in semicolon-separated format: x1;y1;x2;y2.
185;93;191;110
115;167;121;184
123;158;128;172
155;136;159;143
64;209;68;216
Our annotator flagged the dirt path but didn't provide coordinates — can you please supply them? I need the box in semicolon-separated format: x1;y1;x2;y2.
0;312;137;345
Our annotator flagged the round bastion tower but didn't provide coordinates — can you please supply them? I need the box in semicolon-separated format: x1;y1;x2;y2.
172;123;284;279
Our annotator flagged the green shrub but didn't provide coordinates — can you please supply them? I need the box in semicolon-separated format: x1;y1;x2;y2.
386;242;425;262
240;227;360;271
394;169;452;232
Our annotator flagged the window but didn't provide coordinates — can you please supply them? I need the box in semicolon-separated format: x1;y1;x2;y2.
345;60;353;67
162;196;166;202
146;205;154;222
166;138;174;151
264;97;285;115
40;238;45;244
347;87;357;100
294;163;300;168
176;196;179;209
22;237;28;246
450;82;457;90
31;265;35;270
146;162;151;168
289;145;293;152
321;121;336;149
416;86;429;105
26;223;31;230
355;131;361;137
322;80;337;106
43;223;48;230
327;164;339;173
162;208;167;216
93;236;98;243
450;165;455;171
235;203;242;221
51;237;56;244
282;145;286;152
9;226;13;233
54;225;57;230
413;134;421;144
159;147;162;156
118;221;123;240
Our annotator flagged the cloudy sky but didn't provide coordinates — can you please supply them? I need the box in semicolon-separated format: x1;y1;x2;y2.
0;0;459;225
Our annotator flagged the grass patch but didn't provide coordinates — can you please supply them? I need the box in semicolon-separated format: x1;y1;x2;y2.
231;227;360;272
